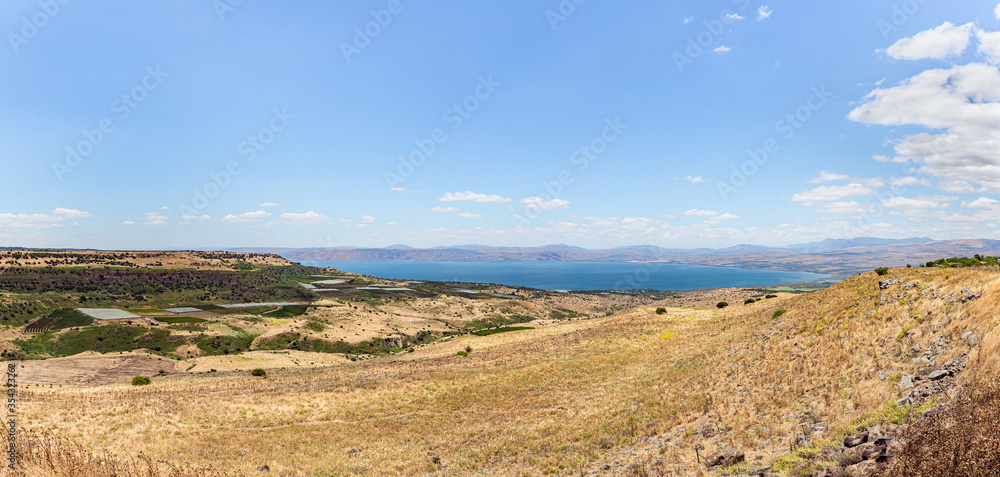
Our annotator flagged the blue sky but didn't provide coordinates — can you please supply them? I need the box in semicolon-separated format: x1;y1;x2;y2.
2;1;1000;249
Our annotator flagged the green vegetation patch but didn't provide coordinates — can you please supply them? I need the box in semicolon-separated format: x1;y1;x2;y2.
153;316;208;324
267;305;309;318
195;331;258;356
213;305;277;315
17;323;184;358
471;326;534;336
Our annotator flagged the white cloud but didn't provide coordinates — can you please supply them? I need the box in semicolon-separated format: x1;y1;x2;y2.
962;197;1000;209
818;201;872;215
141;213;168;226
791;184;877;203
704;213;739;224
430;207;458;213
849;63;1000;190
280;211;329;225
51;208;91;219
889;176;931;187
221;211;272;223
520;197;571;211
259;202;279;208
808;171;851;183
361;215;375;223
390;187;423;193
880;196;950;210
123;220;136;226
757;6;773;20
439;191;512;203
683;17;693;24
996;3;1000;20
976;29;1000;65
937;179;988;194
158;206;170;211
724;13;744;21
457;212;484;219
885;22;974;60
0;208;91;229
684;175;707;183
181;215;212;221
681;209;718;217
714;45;732;53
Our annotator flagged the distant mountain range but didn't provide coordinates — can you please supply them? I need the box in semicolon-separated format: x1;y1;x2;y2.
232;237;1000;277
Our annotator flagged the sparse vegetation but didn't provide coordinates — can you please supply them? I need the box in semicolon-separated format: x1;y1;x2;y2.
251;368;267;377
655;307;667;314
772;309;786;318
716;301;728;308
875;266;890;276
130;376;151;386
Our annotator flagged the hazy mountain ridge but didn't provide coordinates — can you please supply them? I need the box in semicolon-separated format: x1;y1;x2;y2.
232;238;1000;277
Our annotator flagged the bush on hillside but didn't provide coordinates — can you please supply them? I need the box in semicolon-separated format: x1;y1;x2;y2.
655;307;667;315
131;376;150;386
772;309;786;319
877;380;1000;476
251;368;267;377
744;298;756;305
875;267;890;276
716;302;728;309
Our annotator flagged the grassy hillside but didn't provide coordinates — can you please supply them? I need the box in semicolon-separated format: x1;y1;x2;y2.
1;265;997;476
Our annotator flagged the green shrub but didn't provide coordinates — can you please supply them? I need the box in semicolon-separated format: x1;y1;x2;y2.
772;309;787;319
251;368;267;377
765;294;777;299
875;267;890;276
131;376;151;386
456;350;468;356
744;299;756;305
655;307;667;315
716;302;728;309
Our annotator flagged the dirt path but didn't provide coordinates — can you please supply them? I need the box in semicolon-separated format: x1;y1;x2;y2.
13;352;177;386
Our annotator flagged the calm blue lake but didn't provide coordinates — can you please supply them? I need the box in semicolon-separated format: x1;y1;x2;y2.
298;261;826;291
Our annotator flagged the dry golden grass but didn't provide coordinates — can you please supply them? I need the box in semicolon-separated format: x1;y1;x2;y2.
0;266;996;476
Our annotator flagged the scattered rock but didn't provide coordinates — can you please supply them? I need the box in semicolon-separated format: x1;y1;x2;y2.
348;447;362;455
899;375;915;390
705;451;744;467
844;432;868;448
256;465;270;473
928;370;950;381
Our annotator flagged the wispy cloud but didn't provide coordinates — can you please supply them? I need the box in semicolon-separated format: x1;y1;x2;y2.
221;211;272;223
520;197;570;211
440;191;512;203
280;211;328;225
757;5;773;20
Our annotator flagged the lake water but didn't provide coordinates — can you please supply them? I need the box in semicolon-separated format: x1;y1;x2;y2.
299;260;826;291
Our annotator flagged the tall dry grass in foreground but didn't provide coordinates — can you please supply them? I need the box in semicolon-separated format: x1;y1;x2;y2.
876;379;1000;477
1;266;998;475
0;428;242;477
